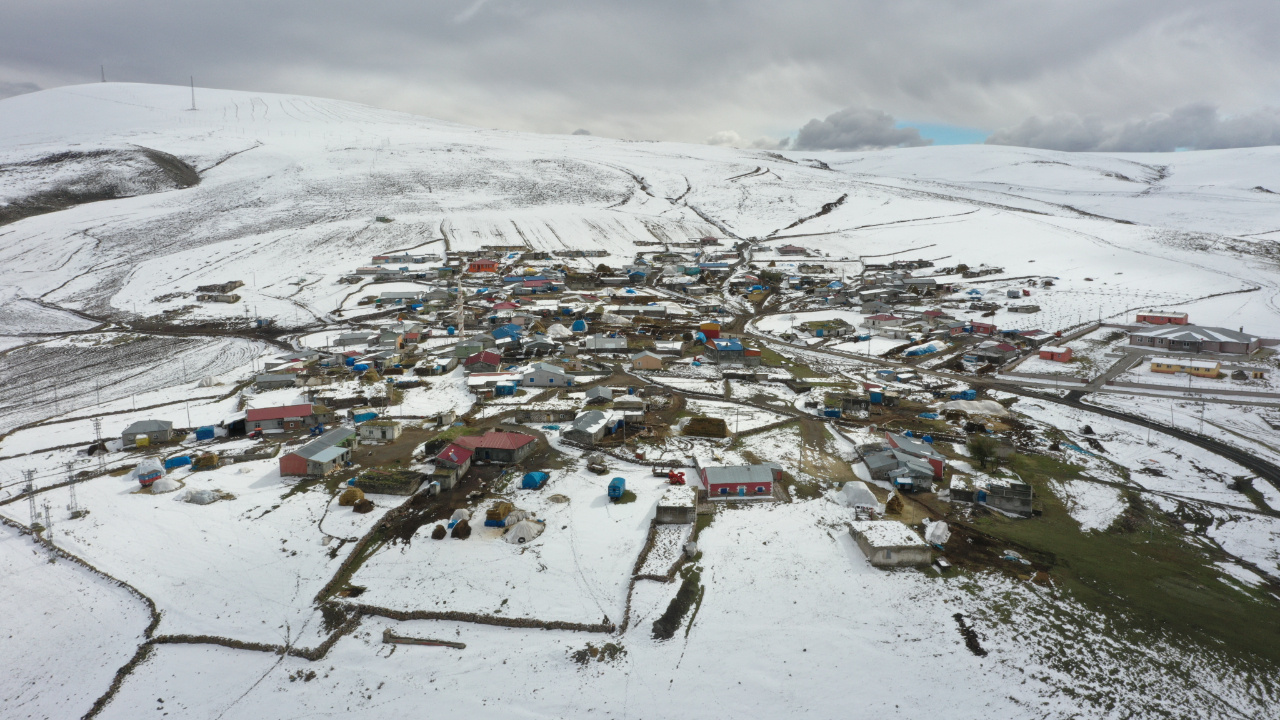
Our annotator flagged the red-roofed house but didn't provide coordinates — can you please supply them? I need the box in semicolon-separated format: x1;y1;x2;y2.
247;403;319;432
454;430;538;464
432;443;474;488
865;314;905;328
464;350;503;373
970;321;997;336
492;301;521;311
468;259;499;273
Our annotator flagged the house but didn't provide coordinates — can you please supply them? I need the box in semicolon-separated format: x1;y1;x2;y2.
523;361;572;387
254;373;298;390
453;429;538;464
585;386;614;404
849;521;931;567
778;244;809;256
799;319;851;337
1129;326;1261;355
247;403;320;432
698;463;780;498
1039;345;1073;362
432;443;473;489
883;432;945;479
279;426;357;477
377;291;424;306
1137;311;1189;325
121;420;175;447
1151;357;1221;378
862;448;935;491
1008;304;1041;314
653;340;686;355
358;419;403;442
969;321;997;336
561;410;622;445
860;301;893;315
468;259;499;273
864;313;905;328
703;338;762;366
967;341;1019;365
656;485;697;524
196;292;240;303
582;334;629;353
464;350;503;373
631;350;664;370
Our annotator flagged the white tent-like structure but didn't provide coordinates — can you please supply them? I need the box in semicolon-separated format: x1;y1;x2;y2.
450;508;471;523
841;481;880;513
545;323;573;339
504;519;544;544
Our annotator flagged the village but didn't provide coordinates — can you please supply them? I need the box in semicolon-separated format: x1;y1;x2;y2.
10;229;1278;651
4;84;1280;720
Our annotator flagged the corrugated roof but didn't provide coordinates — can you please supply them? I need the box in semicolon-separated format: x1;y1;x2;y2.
702;464;776;485
454;430;536;451
1132;325;1257;343
435;443;473;465
246;404;313;422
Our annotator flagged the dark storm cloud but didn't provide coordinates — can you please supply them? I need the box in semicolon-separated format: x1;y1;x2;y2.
986;104;1280;151
0;2;1278;146
792;106;931;150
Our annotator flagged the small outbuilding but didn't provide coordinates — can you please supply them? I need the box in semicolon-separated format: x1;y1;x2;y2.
1038;345;1072;362
358;419;403;443
849;521;932;567
656;485;697;524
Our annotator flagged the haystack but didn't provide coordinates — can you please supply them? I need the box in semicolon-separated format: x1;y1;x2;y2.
338;487;365;506
451;519;472;539
353;498;375;514
431;524;447;540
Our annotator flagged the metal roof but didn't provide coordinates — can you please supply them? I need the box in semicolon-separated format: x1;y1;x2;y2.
122;419;173;435
1131;325;1257;343
702;464;776;485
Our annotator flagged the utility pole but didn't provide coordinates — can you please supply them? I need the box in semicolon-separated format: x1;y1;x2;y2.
100;65;105;82
189;76;196;110
65;462;80;517
92;417;106;473
24;470;38;532
42;499;53;541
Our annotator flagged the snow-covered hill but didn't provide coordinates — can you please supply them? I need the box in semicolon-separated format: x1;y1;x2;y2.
1;82;1278;332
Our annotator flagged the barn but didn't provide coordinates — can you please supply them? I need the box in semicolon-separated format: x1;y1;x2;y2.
247;403;316;432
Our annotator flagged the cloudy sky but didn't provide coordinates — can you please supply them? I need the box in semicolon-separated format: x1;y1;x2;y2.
2;1;1279;151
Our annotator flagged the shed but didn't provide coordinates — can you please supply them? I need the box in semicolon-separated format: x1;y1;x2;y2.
279;426;358;477
358;419;403;442
849;521;931;567
122;420;175;447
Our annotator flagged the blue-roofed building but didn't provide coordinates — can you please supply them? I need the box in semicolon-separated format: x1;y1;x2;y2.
702;337;761;366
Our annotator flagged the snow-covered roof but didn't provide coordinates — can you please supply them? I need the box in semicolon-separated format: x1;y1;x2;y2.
850;521;927;548
1131;325;1257;343
659;485;696;508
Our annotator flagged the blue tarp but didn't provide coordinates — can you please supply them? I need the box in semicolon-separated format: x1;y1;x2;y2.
354;412;379;423
353;363;370;372
164;456;191;469
918;412;940;420
522;471;549;489
571;319;588;332
195;426;215;441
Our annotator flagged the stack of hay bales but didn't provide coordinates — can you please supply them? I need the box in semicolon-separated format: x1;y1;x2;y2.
353;498;375;514
338;487;365;506
684;417;729;438
431;524;447;540
451;519;471;539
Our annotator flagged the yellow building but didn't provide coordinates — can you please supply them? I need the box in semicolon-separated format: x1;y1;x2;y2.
1150;357;1220;378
